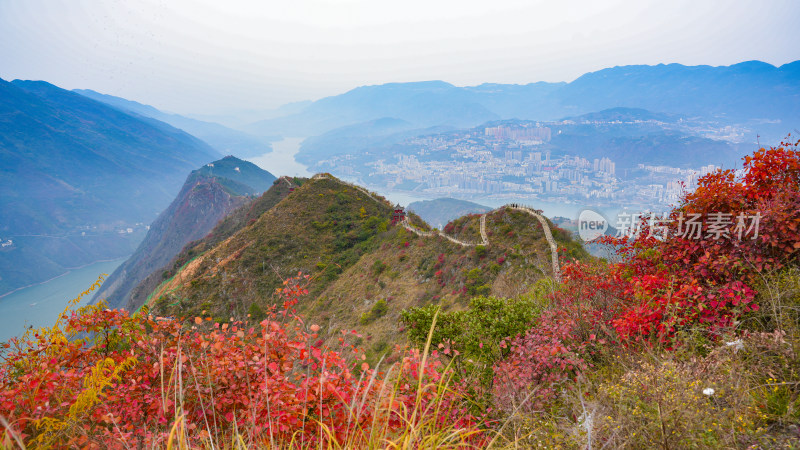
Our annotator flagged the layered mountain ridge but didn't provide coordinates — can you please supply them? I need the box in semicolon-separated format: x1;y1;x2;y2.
74;89;275;158
246;60;800;143
0;78;220;296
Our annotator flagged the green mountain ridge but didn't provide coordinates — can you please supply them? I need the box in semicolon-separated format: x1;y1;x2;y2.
125;175;298;312
142;174;586;357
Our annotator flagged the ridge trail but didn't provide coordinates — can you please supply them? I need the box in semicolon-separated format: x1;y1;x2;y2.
310;174;561;281
278;176;297;188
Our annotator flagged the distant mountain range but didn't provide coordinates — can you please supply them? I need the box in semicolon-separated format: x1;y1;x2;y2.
554;61;799;125
0;78;220;296
245;61;799;144
244;81;498;137
93;156;276;309
74;89;275;158
542;110;748;169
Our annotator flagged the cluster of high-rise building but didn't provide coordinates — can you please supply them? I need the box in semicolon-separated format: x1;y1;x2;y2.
593;157;616;175
371;139;621;199
372;131;713;209
637;163;717;194
318;123;723;211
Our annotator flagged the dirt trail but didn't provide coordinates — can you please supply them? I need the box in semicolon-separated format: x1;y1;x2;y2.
315;174;562;280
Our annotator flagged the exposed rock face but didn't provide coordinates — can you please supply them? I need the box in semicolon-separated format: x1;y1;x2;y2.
93;157;276;310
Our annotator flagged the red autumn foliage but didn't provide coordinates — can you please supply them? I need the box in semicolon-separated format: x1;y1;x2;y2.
0;275;486;448
644;137;800;284
493;305;590;412
493;140;799;411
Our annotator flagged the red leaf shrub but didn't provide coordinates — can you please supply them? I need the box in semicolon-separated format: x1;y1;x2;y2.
650;138;800;285
0;276;486;448
492;140;799;412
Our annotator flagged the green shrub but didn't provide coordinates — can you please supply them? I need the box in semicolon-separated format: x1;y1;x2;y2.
596;358;766;449
364;216;382;230
360;299;389;325
401;284;550;403
372;260;388;275
473;284;491;296
248;302;266;322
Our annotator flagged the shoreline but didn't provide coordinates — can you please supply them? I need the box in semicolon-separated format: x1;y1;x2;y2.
0;256;128;300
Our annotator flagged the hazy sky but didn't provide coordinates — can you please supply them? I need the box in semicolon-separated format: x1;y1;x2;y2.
1;0;798;115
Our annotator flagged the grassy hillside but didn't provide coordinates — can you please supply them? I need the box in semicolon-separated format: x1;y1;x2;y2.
148;176;397;317
126;176;298;311
146;175;586;360
312;206;585;360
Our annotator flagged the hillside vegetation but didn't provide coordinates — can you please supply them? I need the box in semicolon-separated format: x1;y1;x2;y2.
125;175;299;312
146;174;581;360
